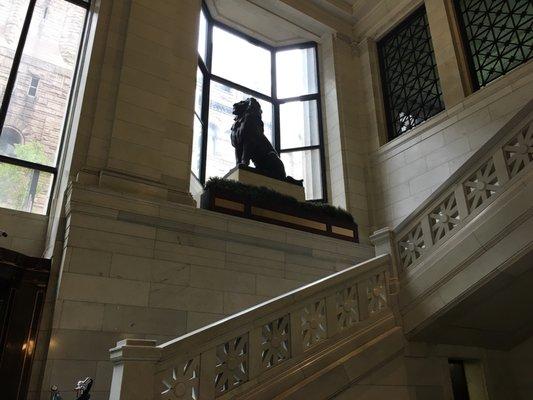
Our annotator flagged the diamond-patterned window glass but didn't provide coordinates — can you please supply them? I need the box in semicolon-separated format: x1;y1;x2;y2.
454;0;533;90
378;6;445;140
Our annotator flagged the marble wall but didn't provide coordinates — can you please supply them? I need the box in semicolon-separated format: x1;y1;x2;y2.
32;183;373;399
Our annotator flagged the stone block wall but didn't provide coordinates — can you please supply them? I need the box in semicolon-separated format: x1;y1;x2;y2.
0;208;47;256
33;183;373;400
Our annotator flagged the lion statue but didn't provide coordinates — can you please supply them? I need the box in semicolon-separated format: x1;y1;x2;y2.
230;98;287;180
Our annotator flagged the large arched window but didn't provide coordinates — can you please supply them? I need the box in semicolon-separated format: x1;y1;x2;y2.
0;0;90;214
193;5;326;201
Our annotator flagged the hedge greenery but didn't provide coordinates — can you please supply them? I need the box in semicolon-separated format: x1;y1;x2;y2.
204;177;355;225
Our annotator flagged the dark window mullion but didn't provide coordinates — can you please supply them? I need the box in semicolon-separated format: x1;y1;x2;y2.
205;7;214;71
0;0;38;134
199;70;211;184
272;50;280;153
64;0;91;9
277;93;320;104
0;155;56;174
279;145;321;153
198;9;214;183
198;57;208;74
210;74;273;103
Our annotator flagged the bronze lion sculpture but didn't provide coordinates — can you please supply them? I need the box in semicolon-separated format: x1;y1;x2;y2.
230;98;287;180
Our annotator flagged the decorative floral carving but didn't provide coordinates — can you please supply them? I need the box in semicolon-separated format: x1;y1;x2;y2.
398;223;425;268
261;315;290;370
429;193;460;243
161;358;200;400
366;273;387;315
300;299;327;350
464;159;499;212
336;285;359;330
214;335;248;395
503;124;533;178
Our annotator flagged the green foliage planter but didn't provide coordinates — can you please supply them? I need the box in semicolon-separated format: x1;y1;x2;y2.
201;178;359;242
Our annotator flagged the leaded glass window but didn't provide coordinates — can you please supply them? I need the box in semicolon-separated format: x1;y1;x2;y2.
378;6;445;140
454;0;533;89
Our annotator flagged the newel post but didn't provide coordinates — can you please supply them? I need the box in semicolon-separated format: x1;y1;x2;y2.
370;227;401;279
370;227;401;322
109;339;161;400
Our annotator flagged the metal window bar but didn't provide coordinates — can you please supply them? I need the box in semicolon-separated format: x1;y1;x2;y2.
378;6;445;141
453;0;533;90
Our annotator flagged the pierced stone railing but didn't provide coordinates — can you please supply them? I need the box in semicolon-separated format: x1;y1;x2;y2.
394;100;533;272
108;255;394;400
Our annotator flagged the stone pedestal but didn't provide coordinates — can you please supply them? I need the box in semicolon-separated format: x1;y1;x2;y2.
224;165;306;202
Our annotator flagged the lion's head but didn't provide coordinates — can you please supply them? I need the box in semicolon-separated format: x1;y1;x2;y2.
232;98;262;119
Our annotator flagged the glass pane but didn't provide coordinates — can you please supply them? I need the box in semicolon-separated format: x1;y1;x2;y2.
191;115;203;178
198;9;207;61
0;0;31;103
281;149;322;200
0;0;86;166
280;100;319;150
206;80;273;179
276;47;318;99
212;27;271;95
195;68;203;117
0;162;52;214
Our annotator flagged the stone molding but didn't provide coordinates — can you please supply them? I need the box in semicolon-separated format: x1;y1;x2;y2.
75;168;196;207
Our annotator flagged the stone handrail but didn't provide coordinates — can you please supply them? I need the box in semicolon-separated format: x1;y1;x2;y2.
109;254;393;400
393;100;533;273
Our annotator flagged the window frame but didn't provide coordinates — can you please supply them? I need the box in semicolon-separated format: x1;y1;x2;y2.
377;5;445;142
453;0;533;91
0;0;91;215
27;76;40;97
195;3;328;202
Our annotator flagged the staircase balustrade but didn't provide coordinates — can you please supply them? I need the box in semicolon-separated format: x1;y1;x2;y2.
108;99;533;400
109;255;393;400
394;101;533;273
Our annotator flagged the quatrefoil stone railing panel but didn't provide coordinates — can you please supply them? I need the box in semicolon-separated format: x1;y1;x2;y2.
298;299;327;350
160;358;200;400
394;106;533;272
463;158;500;213
398;223;426;269
365;272;388;316
215;334;249;395
429;192;460;244
260;315;290;371
503;123;533;178
335;284;359;331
